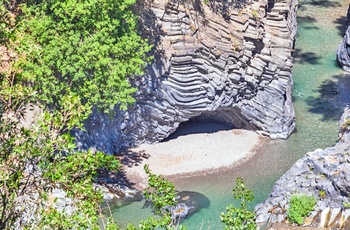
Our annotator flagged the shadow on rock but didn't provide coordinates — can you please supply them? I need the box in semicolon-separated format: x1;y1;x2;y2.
117;149;150;168
162;120;233;141
98;170;144;211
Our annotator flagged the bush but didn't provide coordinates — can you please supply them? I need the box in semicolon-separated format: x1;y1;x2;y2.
287;194;316;225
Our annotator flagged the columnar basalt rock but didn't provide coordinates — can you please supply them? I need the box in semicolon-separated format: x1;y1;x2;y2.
74;0;297;154
255;109;350;229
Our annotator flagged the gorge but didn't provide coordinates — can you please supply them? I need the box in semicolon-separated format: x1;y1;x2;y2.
109;0;350;229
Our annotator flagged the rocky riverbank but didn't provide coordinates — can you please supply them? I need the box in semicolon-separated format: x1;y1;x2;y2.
255;108;350;229
255;4;350;228
337;5;350;72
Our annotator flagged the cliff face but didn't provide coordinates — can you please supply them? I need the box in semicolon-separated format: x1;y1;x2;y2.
255;109;350;229
74;0;297;153
337;6;350;72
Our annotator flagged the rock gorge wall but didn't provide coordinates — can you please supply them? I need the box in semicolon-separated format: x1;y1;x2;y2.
337;5;350;72
255;109;350;229
74;0;297;154
255;6;350;229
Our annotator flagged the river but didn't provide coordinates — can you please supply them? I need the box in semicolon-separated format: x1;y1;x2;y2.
112;0;350;228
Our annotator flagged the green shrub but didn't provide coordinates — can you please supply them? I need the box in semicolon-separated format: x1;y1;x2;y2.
220;177;257;230
287;194;316;225
343;202;350;209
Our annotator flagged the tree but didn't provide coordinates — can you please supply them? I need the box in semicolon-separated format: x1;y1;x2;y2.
16;0;152;112
131;165;182;230
0;0;151;228
220;177;257;230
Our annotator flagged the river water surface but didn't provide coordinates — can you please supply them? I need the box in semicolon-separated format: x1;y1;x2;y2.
112;0;350;228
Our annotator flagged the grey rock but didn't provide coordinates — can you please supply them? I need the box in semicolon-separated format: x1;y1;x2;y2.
255;108;350;227
256;213;271;224
337;6;350;72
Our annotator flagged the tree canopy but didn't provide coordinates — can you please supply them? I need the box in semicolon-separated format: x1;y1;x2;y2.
16;0;152;112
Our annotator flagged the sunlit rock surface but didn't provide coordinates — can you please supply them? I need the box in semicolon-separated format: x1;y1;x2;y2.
74;0;297;154
337;5;350;72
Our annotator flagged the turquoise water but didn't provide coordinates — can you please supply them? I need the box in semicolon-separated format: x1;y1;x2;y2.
112;0;350;228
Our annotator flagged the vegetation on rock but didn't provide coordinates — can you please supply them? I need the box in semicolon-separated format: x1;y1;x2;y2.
287;193;316;225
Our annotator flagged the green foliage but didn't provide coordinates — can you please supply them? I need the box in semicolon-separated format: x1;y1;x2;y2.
220;177;257;230
0;5;122;228
0;84;121;229
319;190;326;199
16;0;152;112
251;10;259;19
287;194;316;225
0;0;153;227
343;202;350;209
138;215;173;230
0;3;14;46
143;164;178;215
138;164;181;230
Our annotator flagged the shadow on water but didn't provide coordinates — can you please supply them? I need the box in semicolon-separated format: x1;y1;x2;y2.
298;15;317;23
299;0;341;10
293;48;322;65
334;15;348;36
162;121;233;141
297;15;319;31
306;73;350;121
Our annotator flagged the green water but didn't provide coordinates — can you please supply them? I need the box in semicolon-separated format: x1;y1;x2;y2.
112;0;350;228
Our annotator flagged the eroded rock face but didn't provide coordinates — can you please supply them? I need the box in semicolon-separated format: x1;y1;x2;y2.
74;0;297;154
337;5;350;72
255;108;350;229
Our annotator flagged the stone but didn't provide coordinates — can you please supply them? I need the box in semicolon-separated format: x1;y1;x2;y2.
319;207;331;228
256;213;271;224
340;209;350;228
328;208;342;228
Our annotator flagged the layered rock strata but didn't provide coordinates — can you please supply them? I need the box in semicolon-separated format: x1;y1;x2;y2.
74;0;297;153
255;109;350;229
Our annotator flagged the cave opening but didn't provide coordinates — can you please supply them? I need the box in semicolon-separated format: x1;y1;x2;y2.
162;119;233;142
162;108;255;142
